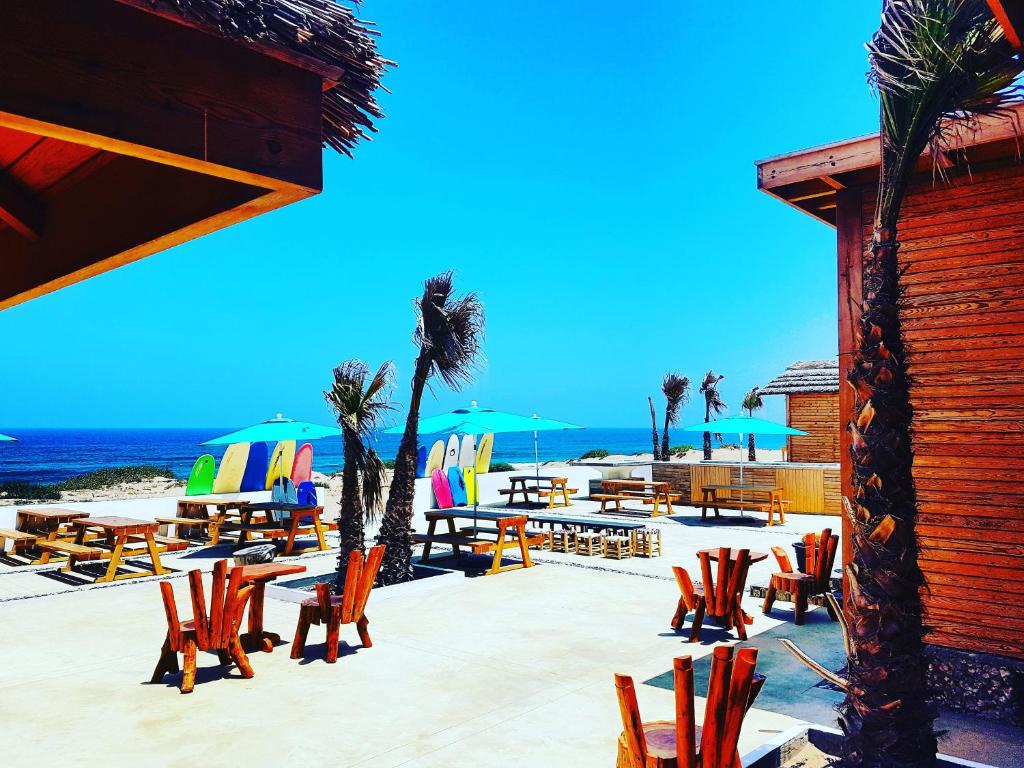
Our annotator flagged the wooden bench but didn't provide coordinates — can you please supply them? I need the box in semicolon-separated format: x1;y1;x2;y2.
411;532;494;554
591;493;636;513
155;516;213;539
0;528;38;554
459;525;551;549
130;533;190;553
36;540;105;561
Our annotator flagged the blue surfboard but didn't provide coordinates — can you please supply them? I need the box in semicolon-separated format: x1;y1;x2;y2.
416;445;427;478
447;467;468;507
240;442;269;492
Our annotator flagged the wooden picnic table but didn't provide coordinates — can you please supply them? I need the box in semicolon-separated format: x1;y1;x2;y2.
0;507;91;563
163;496;253;542
232;562;307;653
221;502;329;556
600;479;678;517
415;509;541;575
53;516;171;582
699;484;786;526
503;475;575;508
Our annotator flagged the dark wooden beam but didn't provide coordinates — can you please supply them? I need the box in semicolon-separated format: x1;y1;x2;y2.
0;171;43;240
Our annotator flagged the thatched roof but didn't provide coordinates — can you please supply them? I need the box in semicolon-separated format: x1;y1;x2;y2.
126;0;391;156
760;359;839;395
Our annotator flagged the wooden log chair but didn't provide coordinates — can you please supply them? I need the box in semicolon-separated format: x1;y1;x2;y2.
762;528;839;625
670;548;753;642
291;545;385;663
614;646;765;768
151;560;255;694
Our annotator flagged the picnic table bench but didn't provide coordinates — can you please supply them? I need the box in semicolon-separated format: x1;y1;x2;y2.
500;475;577;508
47;516;179;582
216;502;330;556
599;480;678;517
0;507;92;563
413;509;540;575
699;484;787;526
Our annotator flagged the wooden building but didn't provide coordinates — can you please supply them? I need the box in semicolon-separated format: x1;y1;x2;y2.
756;107;1024;680
0;0;388;310
760;360;840;463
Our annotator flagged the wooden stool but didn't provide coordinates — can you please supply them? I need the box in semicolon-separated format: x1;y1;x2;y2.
632;527;662;557
575;531;603;556
291;546;384;663
603;535;633;559
551;529;575;553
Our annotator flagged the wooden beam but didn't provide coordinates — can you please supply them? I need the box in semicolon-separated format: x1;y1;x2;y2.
821;176;846;190
0;171;43;240
987;0;1024;49
788;189;836;203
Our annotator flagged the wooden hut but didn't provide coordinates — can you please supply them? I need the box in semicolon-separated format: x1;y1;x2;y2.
760;360;840;463
756;106;1024;719
0;0;388;310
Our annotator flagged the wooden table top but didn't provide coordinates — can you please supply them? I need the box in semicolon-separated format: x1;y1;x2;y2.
178;496;250;506
72;516;159;534
701;484;781;492
509;475;567;482
603;479;669;488
699;547;769;564
426;508;522;521
244;502;320;513
232;563;307;582
17;507;90;521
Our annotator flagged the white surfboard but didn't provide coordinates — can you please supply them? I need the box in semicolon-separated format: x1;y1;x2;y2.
442;434;460;470
458;434;476;468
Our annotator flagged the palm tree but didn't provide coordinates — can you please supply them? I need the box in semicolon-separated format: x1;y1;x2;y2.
660;373;691;461
647;396;661;460
376;272;485;585
324;360;395;587
699;371;726;460
741;386;763;462
842;4;1022;765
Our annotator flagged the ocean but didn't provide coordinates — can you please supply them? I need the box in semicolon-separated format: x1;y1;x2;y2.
0;428;788;485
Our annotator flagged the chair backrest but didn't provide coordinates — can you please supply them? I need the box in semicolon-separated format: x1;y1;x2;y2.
296;481;318;506
338;545;386;623
158;560;254;652
805;528;839;592
672;566;698;609
185;454;215;496
614;673;647;768
770;545;794;573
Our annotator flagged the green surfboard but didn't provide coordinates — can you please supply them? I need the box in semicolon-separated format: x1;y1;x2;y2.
185;454;215;496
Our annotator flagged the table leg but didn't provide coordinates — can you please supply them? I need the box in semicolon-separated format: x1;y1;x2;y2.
145;532;168;576
284;515;300;556
96;536;127;583
312;512;328;551
712;490;721;518
652;495;660;517
701;489;709;521
517;523;533;568
664;490;674;515
421;518;438;562
561;482;570;507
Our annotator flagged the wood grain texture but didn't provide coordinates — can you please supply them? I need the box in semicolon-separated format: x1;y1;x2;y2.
787;393;840;463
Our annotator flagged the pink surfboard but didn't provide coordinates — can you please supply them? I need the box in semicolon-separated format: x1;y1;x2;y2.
291;443;313;485
431;468;454;509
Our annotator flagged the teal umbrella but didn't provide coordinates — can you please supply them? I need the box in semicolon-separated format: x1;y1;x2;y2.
0;433;15;442
202;414;341;485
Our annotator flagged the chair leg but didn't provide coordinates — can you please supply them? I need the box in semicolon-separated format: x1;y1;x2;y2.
357;614;372;648
762;581;778;615
181;637;197;694
794;585;808;626
291;607;312;660
228;633;255;678
671;597;688;631
151;635;179;683
325;608;341;663
689;597;706;643
733;607;748;641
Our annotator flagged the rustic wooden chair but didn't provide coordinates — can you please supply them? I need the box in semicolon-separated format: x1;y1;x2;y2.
151;559;255;694
291;545;385;663
762;528;839;625
670;547;752;642
614;646;765;768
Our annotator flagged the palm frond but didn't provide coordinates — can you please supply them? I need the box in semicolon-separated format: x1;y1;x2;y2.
742;386;764;414
699;370;727;416
415;271;486;390
661;373;691;425
868;0;1024;228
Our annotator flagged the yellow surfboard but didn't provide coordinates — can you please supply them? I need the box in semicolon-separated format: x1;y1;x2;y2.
475;433;494;474
425;440;445;476
213;442;249;494
265;440;296;490
462;466;477;505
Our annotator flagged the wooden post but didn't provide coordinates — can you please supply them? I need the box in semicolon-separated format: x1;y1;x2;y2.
700;646;734;768
614;674;647;768
673;656;697;768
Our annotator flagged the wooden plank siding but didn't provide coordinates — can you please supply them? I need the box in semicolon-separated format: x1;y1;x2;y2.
848;163;1024;660
787;393;841;463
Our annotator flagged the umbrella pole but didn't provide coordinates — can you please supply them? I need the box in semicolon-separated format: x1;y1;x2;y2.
534;430;540;498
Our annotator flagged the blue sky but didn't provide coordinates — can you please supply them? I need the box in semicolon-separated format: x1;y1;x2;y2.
0;2;878;430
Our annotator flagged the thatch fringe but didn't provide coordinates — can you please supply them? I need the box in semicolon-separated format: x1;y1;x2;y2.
760;359;839;395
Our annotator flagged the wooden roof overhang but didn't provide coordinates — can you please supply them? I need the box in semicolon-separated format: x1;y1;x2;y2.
0;0;329;310
755;103;1024;226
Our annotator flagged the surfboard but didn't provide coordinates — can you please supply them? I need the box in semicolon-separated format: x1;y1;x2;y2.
186;454;215;496
431;469;454;509
458;434;476;468
448;467;468;506
240;442;269;492
265;440;296;490
475;433;494;474
416;445;427;478
462;466;477;505
442;434;460;470
213;442;249;494
425;440;445;475
291;442;313;485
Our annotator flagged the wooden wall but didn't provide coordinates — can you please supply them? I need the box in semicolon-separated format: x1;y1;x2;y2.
837;162;1024;660
787;393;840;463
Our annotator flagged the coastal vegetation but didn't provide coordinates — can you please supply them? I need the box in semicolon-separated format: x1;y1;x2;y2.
579;449;610;460
660;373;690;462
489;462;516;472
0;464;176;501
325;360;394;586
377;272;485;585
837;2;1024;765
668;444;694;458
699;371;727;460
741;386;763;461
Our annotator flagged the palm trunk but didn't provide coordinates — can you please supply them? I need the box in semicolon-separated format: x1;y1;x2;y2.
747;433;756;462
839;225;936;767
661;412;671;462
377;353;432;585
647;397;660;461
336;436;364;590
702;403;712;461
